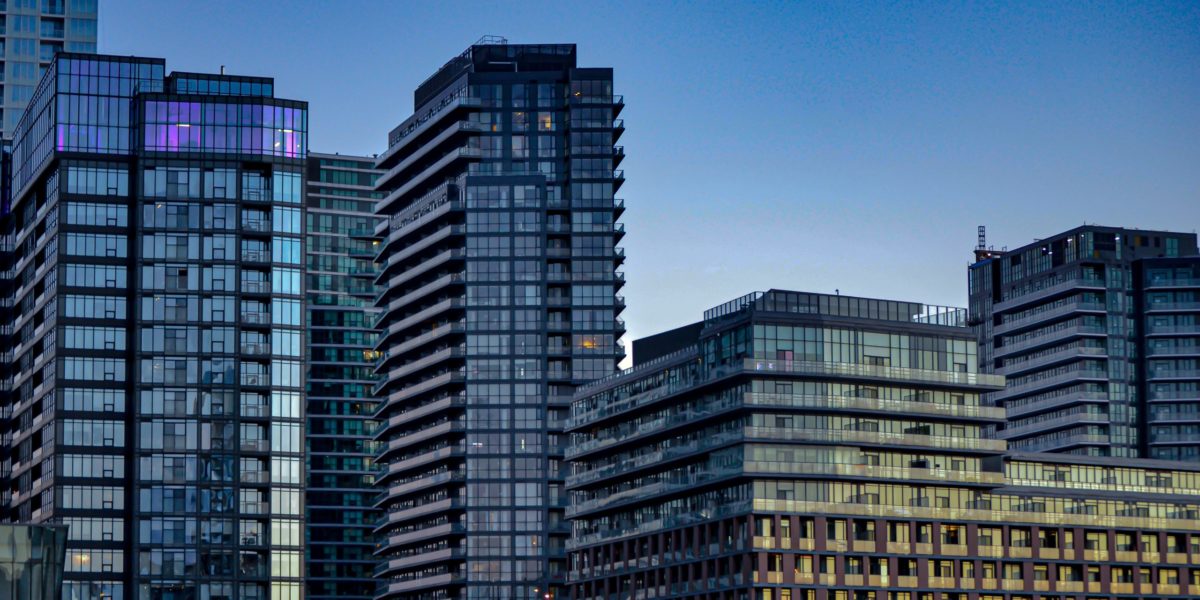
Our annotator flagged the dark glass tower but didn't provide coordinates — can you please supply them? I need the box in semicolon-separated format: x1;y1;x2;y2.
0;53;308;600
969;226;1200;459
304;152;383;599
371;40;626;600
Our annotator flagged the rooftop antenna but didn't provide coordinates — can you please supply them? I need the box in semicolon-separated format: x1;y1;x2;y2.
973;225;1002;262
220;65;225;75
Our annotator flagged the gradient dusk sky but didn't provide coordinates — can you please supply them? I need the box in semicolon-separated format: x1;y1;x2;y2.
102;1;1200;347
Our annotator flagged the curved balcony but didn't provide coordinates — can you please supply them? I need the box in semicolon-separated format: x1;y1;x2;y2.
377;523;465;553
377;321;465;369
381;220;465;275
993;301;1106;335
376;120;483;189
377;248;465;293
378;148;480;214
377;443;465;482
375;395;466;437
990;368;1107;402
374;345;466;392
1005;391;1109;419
374;470;464;506
377;94;481;167
374;548;464;579
376;573;463;600
374;299;466;347
1007;433;1109;453
376;274;465;323
376;419;465;462
994;278;1105;313
997;346;1106;377
994;325;1107;359
996;410;1109;440
374;498;462;534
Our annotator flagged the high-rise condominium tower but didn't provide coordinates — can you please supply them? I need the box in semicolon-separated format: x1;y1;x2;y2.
0;53;308;600
0;0;98;137
371;39;626;600
304;152;383;600
969;226;1200;460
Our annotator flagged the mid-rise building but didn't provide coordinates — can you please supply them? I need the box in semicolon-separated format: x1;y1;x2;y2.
0;0;99;137
0;53;308;600
969;226;1200;459
567;289;1200;600
304;152;383;600
371;39;626;600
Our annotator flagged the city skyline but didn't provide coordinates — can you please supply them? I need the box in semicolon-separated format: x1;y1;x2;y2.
99;1;1200;346
0;4;1196;599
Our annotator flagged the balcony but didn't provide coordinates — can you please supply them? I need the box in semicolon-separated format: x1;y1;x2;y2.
994;325;1107;359
241;219;270;233
1008;433;1109;452
240;439;270;452
996;345;1105;377
994;301;1106;335
1146;301;1200;312
1147;323;1200;336
990;368;1107;402
1147;345;1200;357
997;410;1108;439
240;373;269;387
241;280;270;294
241;249;270;262
241;311;269;326
740;358;1004;390
1145;277;1200;289
994;277;1105;312
1147;368;1200;380
1005;391;1109;419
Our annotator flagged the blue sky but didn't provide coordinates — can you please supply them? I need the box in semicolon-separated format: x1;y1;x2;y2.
103;1;1200;346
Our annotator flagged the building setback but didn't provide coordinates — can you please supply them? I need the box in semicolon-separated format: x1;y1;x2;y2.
0;0;98;137
969;226;1200;460
0;53;308;600
371;39;626;600
566;289;1200;600
304;152;383;600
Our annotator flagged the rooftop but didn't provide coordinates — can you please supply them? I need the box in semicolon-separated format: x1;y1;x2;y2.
705;289;968;328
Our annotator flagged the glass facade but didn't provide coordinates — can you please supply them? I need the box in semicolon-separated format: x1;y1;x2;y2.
0;524;67;600
969;227;1200;459
1139;257;1200;462
0;53;307;600
567;289;1200;600
304;152;383;600
0;0;98;138
372;42;626;600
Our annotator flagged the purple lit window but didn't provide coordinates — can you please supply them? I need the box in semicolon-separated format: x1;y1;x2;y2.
140;100;305;158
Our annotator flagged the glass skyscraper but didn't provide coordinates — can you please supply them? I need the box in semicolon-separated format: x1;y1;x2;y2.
969;226;1200;459
0;0;98;137
304;152;383;600
371;40;626;600
0;53;307;600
